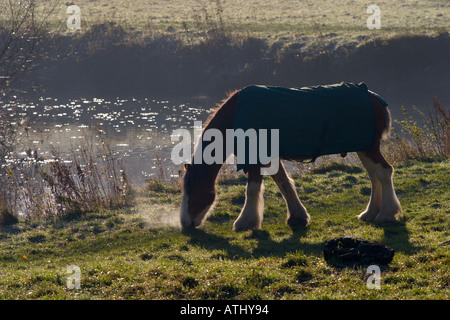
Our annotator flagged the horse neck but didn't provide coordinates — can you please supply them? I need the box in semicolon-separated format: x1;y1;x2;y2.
197;91;239;183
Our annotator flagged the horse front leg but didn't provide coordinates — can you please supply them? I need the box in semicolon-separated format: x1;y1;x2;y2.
233;165;265;231
271;160;310;227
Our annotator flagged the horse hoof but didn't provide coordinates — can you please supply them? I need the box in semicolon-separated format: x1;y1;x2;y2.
233;220;261;232
287;215;310;228
357;211;377;222
374;214;398;223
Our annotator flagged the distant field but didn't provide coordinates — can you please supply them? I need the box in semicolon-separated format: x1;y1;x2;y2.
30;0;450;43
1;1;449;100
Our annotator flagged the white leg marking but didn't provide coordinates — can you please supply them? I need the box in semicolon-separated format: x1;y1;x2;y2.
357;152;382;221
357;152;402;222
233;181;264;231
282;175;310;226
374;164;402;222
272;161;310;226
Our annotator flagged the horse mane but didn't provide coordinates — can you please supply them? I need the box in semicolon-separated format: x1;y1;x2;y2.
183;89;239;182
203;90;239;131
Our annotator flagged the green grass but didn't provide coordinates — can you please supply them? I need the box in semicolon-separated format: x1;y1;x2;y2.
0;159;448;299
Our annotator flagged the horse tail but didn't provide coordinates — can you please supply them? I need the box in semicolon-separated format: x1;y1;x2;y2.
370;94;391;142
381;105;392;141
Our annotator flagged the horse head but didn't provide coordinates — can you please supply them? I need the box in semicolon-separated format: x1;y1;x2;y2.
180;163;217;229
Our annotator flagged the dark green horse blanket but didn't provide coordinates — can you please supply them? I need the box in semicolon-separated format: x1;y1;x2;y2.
231;82;387;171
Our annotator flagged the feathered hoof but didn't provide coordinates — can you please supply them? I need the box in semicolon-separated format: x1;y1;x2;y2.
287;214;310;228
357;211;377;222
233;219;261;232
374;213;399;223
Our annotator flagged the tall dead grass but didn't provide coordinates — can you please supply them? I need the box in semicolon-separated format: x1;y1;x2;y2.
189;0;230;46
383;97;449;163
1;132;131;222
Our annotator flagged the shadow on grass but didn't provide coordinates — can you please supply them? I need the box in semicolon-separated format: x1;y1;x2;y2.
182;228;251;259
375;221;420;255
250;228;324;258
183;219;419;262
183;227;323;260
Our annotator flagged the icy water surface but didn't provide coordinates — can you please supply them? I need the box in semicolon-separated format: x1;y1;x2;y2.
4;95;212;185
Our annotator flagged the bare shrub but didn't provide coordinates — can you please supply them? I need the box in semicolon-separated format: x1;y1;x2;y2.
186;0;231;46
2;132;131;219
383;97;449;163
0;0;61;90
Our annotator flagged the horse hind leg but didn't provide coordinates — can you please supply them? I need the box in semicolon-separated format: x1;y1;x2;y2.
357;149;402;222
357;151;382;221
271;160;310;227
233;166;265;231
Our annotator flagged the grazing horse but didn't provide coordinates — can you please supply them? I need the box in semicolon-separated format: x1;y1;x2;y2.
180;82;402;230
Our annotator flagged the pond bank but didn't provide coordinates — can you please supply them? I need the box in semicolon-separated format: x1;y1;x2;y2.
19;28;450;113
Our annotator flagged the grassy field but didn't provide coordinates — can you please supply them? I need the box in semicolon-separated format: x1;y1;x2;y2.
0;0;449;301
23;0;450;44
57;0;449;31
0;159;448;300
